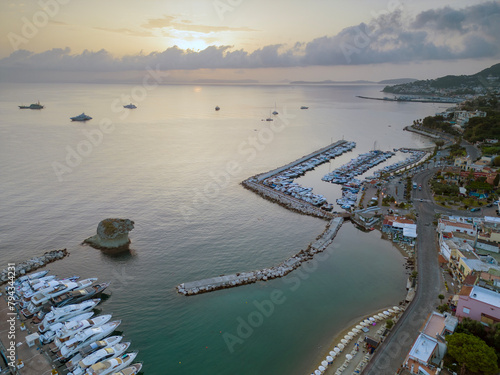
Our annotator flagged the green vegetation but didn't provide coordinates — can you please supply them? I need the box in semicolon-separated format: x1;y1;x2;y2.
463;113;500;143
437;304;450;313
446;333;499;375
385;319;394;330
421;115;461;136
431;180;459;196
447;143;467;158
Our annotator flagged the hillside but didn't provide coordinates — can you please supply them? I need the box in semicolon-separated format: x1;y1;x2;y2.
382;63;500;96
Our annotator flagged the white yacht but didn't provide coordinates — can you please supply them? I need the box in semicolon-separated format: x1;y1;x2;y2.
65;336;123;371
84;352;138;375
39;299;101;332
68;342;130;375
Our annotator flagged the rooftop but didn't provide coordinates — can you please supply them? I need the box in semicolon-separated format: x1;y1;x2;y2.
408;334;437;363
469;285;500;308
440;220;475;230
422;313;446;338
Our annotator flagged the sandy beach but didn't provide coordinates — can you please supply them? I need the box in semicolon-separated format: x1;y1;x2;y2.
308;306;406;375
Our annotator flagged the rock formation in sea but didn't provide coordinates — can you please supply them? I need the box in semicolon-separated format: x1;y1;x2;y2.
83;218;134;251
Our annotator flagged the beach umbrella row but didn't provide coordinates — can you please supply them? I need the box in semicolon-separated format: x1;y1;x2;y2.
314;307;403;374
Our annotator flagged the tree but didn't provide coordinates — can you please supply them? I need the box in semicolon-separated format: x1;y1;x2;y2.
446;333;499;375
494;156;500;167
438;294;445;302
386;319;394;329
494;173;500;187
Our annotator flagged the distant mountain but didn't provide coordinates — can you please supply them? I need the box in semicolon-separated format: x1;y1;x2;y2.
289;78;417;85
383;63;500;95
192;79;259;84
378;78;417;85
290;79;376;84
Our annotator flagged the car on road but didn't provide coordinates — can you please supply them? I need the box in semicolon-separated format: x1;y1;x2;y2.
470;207;481;212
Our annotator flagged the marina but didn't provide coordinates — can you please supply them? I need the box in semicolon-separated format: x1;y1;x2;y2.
0;268;141;374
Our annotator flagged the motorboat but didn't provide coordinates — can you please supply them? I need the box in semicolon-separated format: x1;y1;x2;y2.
300;106;309;109
71;113;92;121
111;363;142;375
84;352;138;375
19;101;44;109
56;320;122;361
123;104;136;109
65;336;123;370
40;312;95;344
38;299;101;332
13;270;49;287
53;315;112;349
25;278;96;316
68;342;130;375
52;282;109;307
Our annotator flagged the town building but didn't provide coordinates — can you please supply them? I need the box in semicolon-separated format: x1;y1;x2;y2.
382;215;417;245
403;312;458;375
455;285;500;324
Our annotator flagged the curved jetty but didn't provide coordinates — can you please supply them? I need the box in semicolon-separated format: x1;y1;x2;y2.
177;141;357;296
0;249;68;284
177;217;343;296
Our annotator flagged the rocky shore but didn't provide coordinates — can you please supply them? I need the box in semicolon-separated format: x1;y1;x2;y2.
177;217;343;296
0;249;68;285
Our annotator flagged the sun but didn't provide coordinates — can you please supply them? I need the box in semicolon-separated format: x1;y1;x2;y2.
166;30;211;51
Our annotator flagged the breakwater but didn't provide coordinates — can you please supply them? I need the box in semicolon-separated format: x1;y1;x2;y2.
177;141;354;296
177;217;344;296
0;249;68;285
242;179;335;220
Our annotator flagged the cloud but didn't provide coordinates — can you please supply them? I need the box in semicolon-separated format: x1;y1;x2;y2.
142;15;256;33
1;2;499;74
93;27;155;38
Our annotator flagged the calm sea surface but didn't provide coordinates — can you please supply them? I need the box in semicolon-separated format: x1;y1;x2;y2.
0;83;450;374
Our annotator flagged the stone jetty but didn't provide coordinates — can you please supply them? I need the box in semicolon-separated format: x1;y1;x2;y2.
0;249;68;285
242;179;335;220
177;217;343;296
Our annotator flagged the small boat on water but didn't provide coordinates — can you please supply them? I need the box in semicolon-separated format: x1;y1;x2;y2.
84;351;138;375
38;299;101;332
40;312;95;344
123;104;136;109
19;101;44;109
112;363;142;375
53;315;113;349
52;282;110;307
215;105;220;111
56;320;122;360
71;113;92;121
65;336;123;371
300;106;309;109
68;342;130;375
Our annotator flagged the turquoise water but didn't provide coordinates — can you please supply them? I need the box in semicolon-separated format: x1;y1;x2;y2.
0;83;447;374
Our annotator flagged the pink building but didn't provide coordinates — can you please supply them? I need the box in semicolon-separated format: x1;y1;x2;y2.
456;285;500;325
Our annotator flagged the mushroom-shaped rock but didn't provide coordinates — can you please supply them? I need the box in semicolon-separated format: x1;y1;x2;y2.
84;218;134;251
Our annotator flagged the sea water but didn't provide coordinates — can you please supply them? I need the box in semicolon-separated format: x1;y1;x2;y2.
0;82;449;374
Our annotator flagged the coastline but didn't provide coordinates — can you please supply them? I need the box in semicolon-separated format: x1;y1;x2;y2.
309;305;406;375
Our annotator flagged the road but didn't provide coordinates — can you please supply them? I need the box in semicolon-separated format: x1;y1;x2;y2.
363;168;451;375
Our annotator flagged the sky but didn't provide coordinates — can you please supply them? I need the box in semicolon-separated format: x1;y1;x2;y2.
0;0;499;83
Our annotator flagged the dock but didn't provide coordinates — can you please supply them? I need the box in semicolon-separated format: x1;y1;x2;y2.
255;140;347;181
177;217;344;296
0;294;55;374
